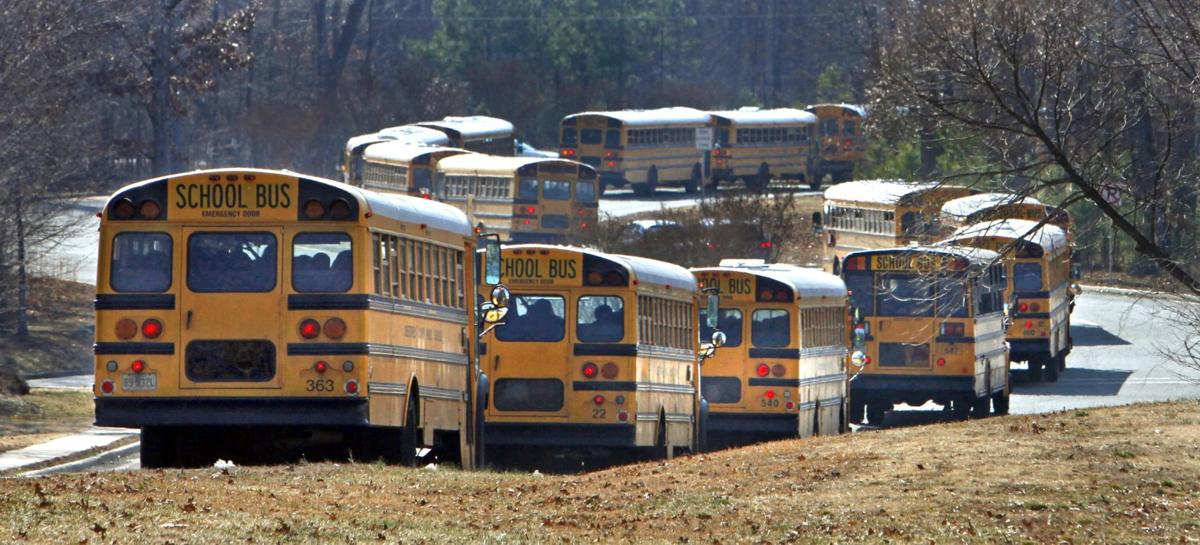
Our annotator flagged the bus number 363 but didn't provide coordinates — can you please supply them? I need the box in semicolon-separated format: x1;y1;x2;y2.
306;379;335;392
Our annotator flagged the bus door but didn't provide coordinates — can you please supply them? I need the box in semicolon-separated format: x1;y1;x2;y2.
488;292;572;418
539;176;573;236
178;227;284;390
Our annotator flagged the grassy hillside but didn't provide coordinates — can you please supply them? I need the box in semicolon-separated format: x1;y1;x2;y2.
1;401;1197;544
0;278;93;376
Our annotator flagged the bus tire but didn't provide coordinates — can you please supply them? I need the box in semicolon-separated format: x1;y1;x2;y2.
992;385;1010;415
971;394;991;418
633;167;658;196
848;401;864;425
399;393;419;467
809;177;822;190
472;375;489;469
1044;354;1060;382
866;402;887;426
749;163;770;192
697;398;710;453
684;165;701;194
1027;359;1043;382
1057;349;1067;372
952;396;972;420
140;426;175;469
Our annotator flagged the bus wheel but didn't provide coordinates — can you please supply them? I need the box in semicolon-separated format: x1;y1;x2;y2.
634;167;659;196
749;164;770;192
848;401;864;425
1027;359;1043;382
1044;354;1060;382
140;426;176;469
684;165;701;194
866;402;887;426
808;177;822;190
952;397;972;420
992;386;1011;415
1057;350;1067;372
971;394;991;418
399;394;419;467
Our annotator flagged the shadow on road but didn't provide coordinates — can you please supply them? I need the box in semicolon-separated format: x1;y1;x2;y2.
1070;323;1131;346
1011;367;1133;396
870;408;959;429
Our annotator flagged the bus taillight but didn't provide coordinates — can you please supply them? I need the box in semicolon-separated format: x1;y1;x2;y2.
936;358;946;366
141;319;163;339
112;199;135;219
771;364;785;377
1017;301;1028;313
345;380;359;395
593;395;605;405
100;380;114;394
323;318;346;340
299;319;321;339
756;364;770;377
601;362;619;379
581;362;599;378
303;200;325;219
560;148;576;157
116;318;138;340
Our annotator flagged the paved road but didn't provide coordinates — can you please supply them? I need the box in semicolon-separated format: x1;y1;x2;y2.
27;374;93;390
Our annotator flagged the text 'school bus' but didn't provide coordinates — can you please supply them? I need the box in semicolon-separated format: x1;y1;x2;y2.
415;115;516;157
840;246;1010;426
941;219;1077;382
707;108;819;191
819;179;975;273
358;141;470;196
692;260;849;447
478;244;705;458
341;126;451;185
93;168;506;469
940;192;1074;242
804;103;868;184
434;154;599;244
560;107;711;196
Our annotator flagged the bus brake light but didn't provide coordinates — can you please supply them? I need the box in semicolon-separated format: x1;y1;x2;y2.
765;390;776;399
299;319;321;339
1018;301;1029;313
582;362;599;378
131;360;146;373
141;319;163;339
560;148;576;157
756;364;770;377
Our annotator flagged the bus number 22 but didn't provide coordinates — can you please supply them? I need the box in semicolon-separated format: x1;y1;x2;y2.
306;379;334;392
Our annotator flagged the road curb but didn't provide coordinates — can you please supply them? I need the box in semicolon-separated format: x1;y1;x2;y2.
20;441;140;477
1079;284;1175;299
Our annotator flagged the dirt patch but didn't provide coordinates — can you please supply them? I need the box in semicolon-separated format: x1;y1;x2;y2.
1;401;1197;543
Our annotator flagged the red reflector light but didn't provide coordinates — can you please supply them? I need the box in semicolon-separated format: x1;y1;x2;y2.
601;362;619;379
786;401;795;410
936;358;946;366
314;361;328;373
759;241;772;249
131;360;146;373
346;380;359;394
299;319;321;339
115;318;138;340
618;411;628;422
141;319;162;339
582;362;598;378
765;390;776;399
756;364;770;377
101;380;114;394
593;395;605;405
1025;321;1034;329
323;318;346;340
607;161;616;168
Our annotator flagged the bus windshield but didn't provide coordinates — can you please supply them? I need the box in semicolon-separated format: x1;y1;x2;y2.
496;295;565;342
187;232;277;292
111;232;172;292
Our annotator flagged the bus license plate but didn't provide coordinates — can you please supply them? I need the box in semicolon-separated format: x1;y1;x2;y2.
122;373;157;391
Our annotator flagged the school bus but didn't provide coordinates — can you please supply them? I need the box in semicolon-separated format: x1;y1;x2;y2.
359;141;470;196
692;261;848;446
560;107;711;195
942;219;1076;382
415;115;516;156
434;154;599;244
708;108;818;191
804;103;868;184
841;246;1009;425
940;192;1074;241
820;179;975;273
341;126;451;185
478;244;709;458
93;168;507;468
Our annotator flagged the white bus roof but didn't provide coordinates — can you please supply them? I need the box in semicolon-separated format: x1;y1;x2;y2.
944;219;1069;256
805;103;868;117
436;154;587;177
941;192;1044;219
563;107;711;127
708;108;817;126
415;116;514;139
362;142;470;164
377;125;454;145
694;263;847;299
823;179;941;205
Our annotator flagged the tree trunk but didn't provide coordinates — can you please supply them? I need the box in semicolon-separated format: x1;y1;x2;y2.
15;197;28;338
150;0;174;175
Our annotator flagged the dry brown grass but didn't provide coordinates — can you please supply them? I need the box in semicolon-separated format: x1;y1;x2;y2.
0;278;93;376
1;401;1198;543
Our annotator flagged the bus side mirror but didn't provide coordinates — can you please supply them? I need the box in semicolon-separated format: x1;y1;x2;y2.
710;330;727;348
705;294;719;329
484;236;502;285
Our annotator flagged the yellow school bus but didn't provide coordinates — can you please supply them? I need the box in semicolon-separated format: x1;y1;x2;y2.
708;108;819;191
415;115;516;156
93;168;506;468
691;261;848;446
341;126;451;185
359;141;470;196
940;192;1074;241
804;103;868;184
942;219;1076;382
478;244;704;458
434;154;599;243
559;107;711;195
841;246;1009;425
821;179;975;273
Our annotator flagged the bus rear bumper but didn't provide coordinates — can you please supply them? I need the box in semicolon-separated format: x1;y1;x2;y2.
851;374;975;404
509;232;565;244
708;412;796;435
94;397;369;428
485;422;635;448
1008;338;1051;361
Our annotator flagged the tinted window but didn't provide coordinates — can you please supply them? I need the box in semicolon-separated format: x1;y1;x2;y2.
935;280;969;317
822;119;838;136
577;295;624;342
543;180;570;200
293;233;352;293
581;129;602;145
412;168;432;191
496;295;565;342
604;129;620;148
111;232;172;293
751;309;790;347
844;273;874;316
1014;262;1043;292
699;308;743;347
701;376;741;404
843;121;856;137
876;273;933;317
187;232;276;292
576;181;597;204
541;215;569;229
494;379;564;412
561;128;577;146
518;178;539;200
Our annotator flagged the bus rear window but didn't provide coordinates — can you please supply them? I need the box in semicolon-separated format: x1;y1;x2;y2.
518;178;539;200
293;233;352;293
877;273;933;317
111;232;172;293
577;295;624;342
604;129;620;148
576;181;597;204
411;168;432;191
496;295;565;342
187;232;277;293
844;273;874;316
751;309;790;347
1014;262;1043;292
561;128;577;146
581;129;602;145
543;180;571;200
700;308;743;347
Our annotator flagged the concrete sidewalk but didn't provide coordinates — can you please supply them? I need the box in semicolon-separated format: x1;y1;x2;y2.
0;427;137;473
